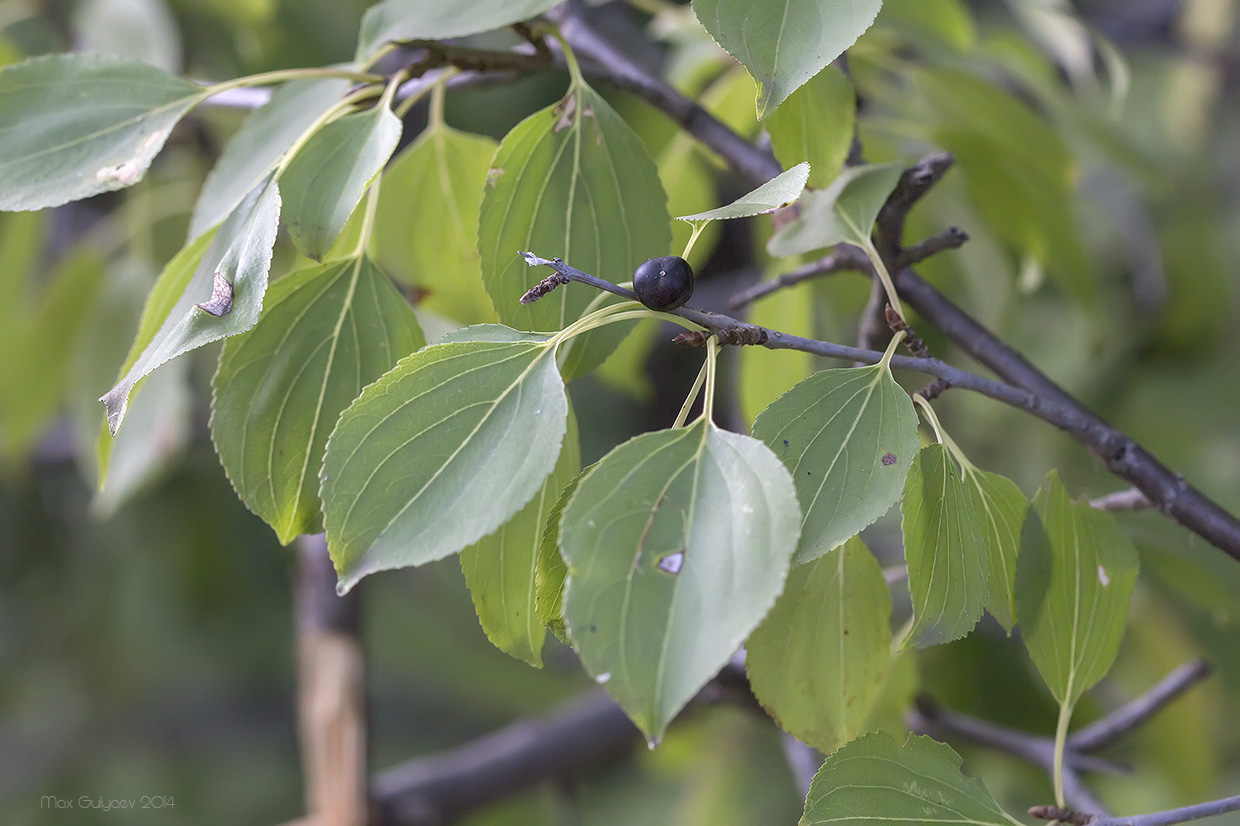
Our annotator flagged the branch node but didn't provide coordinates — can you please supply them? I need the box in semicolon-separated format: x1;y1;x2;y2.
1029;805;1096;825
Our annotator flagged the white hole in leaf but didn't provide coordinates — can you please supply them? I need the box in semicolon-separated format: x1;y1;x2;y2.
657;551;684;575
1098;565;1110;586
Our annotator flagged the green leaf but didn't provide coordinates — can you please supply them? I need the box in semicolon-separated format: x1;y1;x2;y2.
0;246;105;460
901;444;989;648
752;351;919;566
767;163;904;258
461;407;579;667
211;255;424;544
94;354;191;517
877;0;977;53
1017;470;1139;708
280;101;401;260
321;333;567;594
766;65;855;188
676;162;808;222
0;52;206;211
356;0;562;59
190;77;351;239
561;419;801;743
913;67;1091;302
478;81;670;379
100;176;280;435
965;468;1026;634
801;731;1022;826
94;233;214;478
691;0;882;119
535;463;589;645
373;122;498;325
745;536;892;753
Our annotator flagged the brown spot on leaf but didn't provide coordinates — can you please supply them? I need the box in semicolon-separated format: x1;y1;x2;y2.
486;167;503;187
881;453;897;466
553;92;578;133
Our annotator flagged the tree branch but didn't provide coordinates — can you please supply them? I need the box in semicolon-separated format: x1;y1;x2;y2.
728;243;873;310
519;254;1194;488
1068;660;1212;753
372;691;639;826
1091;795;1240;826
372;659;754;825
292;535;367;826
544;5;1240;562
909;695;1115;816
911;660;1216;819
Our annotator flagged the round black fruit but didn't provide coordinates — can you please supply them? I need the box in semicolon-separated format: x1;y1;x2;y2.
633;256;694;311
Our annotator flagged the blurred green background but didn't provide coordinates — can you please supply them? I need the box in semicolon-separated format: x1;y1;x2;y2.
2;0;1240;824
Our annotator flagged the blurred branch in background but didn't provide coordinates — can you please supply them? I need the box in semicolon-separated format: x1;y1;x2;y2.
910;660;1214;818
291;535;366;826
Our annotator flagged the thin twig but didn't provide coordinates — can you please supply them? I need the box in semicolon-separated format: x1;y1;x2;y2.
1092;795;1240;826
902;227;970;266
728;244;873;310
519;252;1162;465
1090;488;1156;513
1069;660;1212;752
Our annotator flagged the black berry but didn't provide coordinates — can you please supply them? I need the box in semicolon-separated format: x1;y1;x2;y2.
633;256;694;311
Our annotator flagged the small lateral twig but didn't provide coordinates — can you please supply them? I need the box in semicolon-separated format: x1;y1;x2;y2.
1090;488;1156;513
728;244;873;310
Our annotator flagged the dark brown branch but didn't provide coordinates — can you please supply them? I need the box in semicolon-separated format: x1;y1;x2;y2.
519;253;1157;465
891;262;1240;561
1068;660;1212;753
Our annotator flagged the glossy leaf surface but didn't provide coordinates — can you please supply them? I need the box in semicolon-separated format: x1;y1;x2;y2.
753;355;919;565
357;0;561;58
280;101;401;260
676;162;808;222
768;163;904;258
461;409;579;667
691;0;882;119
211;255;424;544
561;420;800;742
478;81;670;378
321;333;566;594
190;77;350;239
901;444;989;648
802;731;1021;826
101;177;280;435
1017;471;1139;707
746;537;892;753
0;52;205;211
